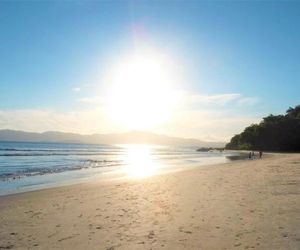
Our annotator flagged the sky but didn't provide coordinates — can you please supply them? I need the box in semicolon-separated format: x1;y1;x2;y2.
0;1;299;142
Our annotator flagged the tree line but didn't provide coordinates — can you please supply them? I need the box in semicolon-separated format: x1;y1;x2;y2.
225;105;300;152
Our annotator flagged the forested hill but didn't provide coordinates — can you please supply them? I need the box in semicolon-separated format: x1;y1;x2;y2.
225;105;300;152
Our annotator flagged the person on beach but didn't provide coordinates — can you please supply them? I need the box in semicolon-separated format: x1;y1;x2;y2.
259;151;263;158
249;152;252;159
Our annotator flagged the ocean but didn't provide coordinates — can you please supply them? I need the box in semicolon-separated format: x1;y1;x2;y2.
0;141;242;195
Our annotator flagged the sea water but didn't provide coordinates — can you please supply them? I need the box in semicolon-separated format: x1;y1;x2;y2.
0;141;242;195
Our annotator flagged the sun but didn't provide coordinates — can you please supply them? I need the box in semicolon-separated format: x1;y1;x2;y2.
105;50;177;130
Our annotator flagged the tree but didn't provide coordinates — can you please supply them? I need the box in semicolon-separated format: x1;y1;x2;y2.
225;105;300;152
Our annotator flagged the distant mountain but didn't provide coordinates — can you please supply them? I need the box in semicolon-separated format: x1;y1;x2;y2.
0;129;225;147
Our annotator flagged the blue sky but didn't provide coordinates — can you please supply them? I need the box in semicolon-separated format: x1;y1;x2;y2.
0;1;299;141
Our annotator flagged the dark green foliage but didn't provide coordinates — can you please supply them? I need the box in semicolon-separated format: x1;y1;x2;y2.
225;105;300;152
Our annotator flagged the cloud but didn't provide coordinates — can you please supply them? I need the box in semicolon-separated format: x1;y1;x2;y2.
78;96;105;104
190;93;241;105
156;109;262;141
72;87;81;92
0;91;261;142
0;109;121;134
0;107;262;142
78;91;257;109
238;97;259;106
176;91;258;108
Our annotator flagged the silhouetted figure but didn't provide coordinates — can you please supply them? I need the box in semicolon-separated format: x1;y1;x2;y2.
249;152;252;159
259;151;263;158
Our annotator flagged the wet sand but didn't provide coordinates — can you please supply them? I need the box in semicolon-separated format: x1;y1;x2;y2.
0;154;299;249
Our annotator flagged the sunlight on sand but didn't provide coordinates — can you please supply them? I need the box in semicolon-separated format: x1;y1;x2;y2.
123;145;160;178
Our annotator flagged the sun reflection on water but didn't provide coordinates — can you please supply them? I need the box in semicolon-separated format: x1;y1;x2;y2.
122;145;160;178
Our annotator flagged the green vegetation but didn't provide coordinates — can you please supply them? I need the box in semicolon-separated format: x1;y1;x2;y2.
225;105;300;152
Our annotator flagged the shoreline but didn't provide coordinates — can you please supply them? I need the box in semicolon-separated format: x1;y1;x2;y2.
1;153;299;249
0;151;245;197
0;158;240;198
0;151;270;200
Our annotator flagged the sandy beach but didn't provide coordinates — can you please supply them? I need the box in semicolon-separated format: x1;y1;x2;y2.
0;154;299;250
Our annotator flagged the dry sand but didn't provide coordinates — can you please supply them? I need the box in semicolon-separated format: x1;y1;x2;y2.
0;154;299;250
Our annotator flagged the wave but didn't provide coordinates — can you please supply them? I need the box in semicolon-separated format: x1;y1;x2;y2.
0;148;205;157
0;159;124;181
0;152;128;157
0;148;125;152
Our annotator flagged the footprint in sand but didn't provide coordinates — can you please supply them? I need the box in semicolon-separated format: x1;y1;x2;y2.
0;244;14;249
153;220;159;225
148;230;155;239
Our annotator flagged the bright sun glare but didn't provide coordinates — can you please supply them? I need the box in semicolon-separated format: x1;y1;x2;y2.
123;144;159;178
105;50;178;130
